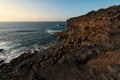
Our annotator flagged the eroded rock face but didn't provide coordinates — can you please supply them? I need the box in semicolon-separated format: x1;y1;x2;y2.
67;5;120;28
0;5;120;80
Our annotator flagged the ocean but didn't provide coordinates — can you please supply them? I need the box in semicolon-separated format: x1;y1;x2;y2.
0;22;66;63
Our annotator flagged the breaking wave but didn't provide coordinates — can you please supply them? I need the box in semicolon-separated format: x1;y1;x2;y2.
46;29;63;34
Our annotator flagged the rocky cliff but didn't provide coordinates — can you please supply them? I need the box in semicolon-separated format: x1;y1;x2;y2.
0;5;120;80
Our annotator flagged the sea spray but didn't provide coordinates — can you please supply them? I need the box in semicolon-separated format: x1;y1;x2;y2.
0;22;66;63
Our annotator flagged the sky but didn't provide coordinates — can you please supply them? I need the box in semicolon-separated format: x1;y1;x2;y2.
0;0;120;21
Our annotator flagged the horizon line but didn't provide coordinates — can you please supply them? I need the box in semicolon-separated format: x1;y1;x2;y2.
0;21;66;22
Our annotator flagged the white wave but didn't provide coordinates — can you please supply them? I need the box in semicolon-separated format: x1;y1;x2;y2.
0;46;26;63
0;43;26;63
0;42;21;51
0;42;10;49
46;29;62;34
0;43;51;63
40;45;49;50
2;45;49;63
0;55;6;60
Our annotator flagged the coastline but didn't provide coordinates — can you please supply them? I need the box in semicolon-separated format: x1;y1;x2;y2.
0;22;66;63
0;5;120;80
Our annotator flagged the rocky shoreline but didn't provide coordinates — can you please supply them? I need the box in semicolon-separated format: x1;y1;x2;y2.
0;5;120;80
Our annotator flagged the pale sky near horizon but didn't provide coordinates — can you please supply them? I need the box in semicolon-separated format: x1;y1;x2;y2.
0;0;120;21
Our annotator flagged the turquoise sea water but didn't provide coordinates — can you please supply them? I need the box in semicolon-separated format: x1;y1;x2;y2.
0;22;66;63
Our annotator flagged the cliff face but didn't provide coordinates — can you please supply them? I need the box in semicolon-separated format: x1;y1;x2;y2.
67;5;120;28
59;5;120;63
0;5;120;80
65;5;120;45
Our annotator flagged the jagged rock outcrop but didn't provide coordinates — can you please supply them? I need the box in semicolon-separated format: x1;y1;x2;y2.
0;5;120;80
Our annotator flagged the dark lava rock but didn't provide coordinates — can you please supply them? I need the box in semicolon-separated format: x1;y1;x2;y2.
0;60;4;64
0;5;120;80
0;49;4;52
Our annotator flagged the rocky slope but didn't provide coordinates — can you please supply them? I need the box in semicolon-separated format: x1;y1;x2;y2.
0;5;120;80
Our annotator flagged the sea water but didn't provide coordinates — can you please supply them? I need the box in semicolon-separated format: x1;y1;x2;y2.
0;22;66;63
